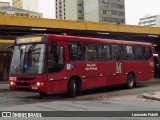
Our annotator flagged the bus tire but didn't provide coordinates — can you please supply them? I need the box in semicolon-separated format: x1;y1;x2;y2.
39;92;47;97
126;73;136;89
68;78;77;97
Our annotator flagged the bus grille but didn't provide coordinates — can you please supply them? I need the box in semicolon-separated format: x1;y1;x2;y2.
16;82;30;86
17;77;35;81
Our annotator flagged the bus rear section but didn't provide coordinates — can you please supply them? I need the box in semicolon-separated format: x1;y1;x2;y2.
9;34;154;97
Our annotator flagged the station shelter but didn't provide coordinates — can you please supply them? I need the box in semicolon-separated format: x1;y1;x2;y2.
0;16;160;81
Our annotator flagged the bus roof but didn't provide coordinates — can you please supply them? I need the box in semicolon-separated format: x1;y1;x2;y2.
46;34;152;46
17;34;152;46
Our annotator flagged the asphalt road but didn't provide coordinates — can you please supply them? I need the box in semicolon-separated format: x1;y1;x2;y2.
0;79;160;107
0;79;160;119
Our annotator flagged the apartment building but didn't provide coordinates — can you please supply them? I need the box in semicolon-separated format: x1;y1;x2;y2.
12;0;38;12
139;15;160;27
12;0;42;18
56;0;125;23
0;2;10;7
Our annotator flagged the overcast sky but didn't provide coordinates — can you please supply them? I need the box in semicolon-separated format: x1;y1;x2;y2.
125;0;160;25
0;0;160;25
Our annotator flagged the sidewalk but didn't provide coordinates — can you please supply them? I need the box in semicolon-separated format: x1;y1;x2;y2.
143;92;160;101
0;80;9;84
0;80;9;90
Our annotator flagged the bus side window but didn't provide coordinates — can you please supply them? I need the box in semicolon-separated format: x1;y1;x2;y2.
48;45;65;73
111;45;123;61
48;46;56;66
144;46;152;60
124;46;133;60
134;46;144;60
84;43;97;61
98;44;111;61
69;42;82;61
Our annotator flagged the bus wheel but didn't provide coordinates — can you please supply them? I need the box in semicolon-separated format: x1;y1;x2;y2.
126;73;135;89
68;78;77;97
39;92;47;97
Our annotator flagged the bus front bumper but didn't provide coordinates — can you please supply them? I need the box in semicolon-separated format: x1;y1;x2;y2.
9;81;45;92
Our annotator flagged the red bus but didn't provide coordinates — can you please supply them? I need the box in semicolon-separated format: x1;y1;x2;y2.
9;34;154;97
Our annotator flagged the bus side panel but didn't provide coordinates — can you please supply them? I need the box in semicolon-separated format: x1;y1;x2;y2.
80;62;127;88
95;77;106;88
82;78;96;89
137;73;154;81
107;62;127;86
121;61;134;83
46;65;69;93
134;61;146;81
122;60;154;82
45;80;68;94
67;62;96;89
95;62;113;87
136;60;154;81
70;62;119;89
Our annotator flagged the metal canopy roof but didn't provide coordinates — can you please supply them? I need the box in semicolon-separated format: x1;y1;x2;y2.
0;6;38;13
0;16;160;44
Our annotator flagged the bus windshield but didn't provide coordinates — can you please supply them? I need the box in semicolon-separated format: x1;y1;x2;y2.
10;44;46;75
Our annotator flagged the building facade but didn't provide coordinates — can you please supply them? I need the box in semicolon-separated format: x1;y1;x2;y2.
0;6;42;18
12;0;39;12
56;0;84;21
55;0;65;20
13;0;55;19
56;0;125;24
139;15;160;27
0;2;10;7
11;0;42;18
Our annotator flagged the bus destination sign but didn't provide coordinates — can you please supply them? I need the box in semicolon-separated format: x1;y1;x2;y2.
17;36;43;43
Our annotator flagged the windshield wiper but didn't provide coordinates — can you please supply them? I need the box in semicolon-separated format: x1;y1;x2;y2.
28;44;36;53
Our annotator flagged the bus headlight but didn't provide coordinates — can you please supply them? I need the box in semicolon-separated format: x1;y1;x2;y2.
36;82;44;87
10;81;15;86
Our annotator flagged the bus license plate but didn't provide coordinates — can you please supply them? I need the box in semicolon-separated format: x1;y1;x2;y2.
31;86;38;90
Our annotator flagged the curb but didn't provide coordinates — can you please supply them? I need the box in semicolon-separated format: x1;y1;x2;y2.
143;93;160;101
0;81;9;84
